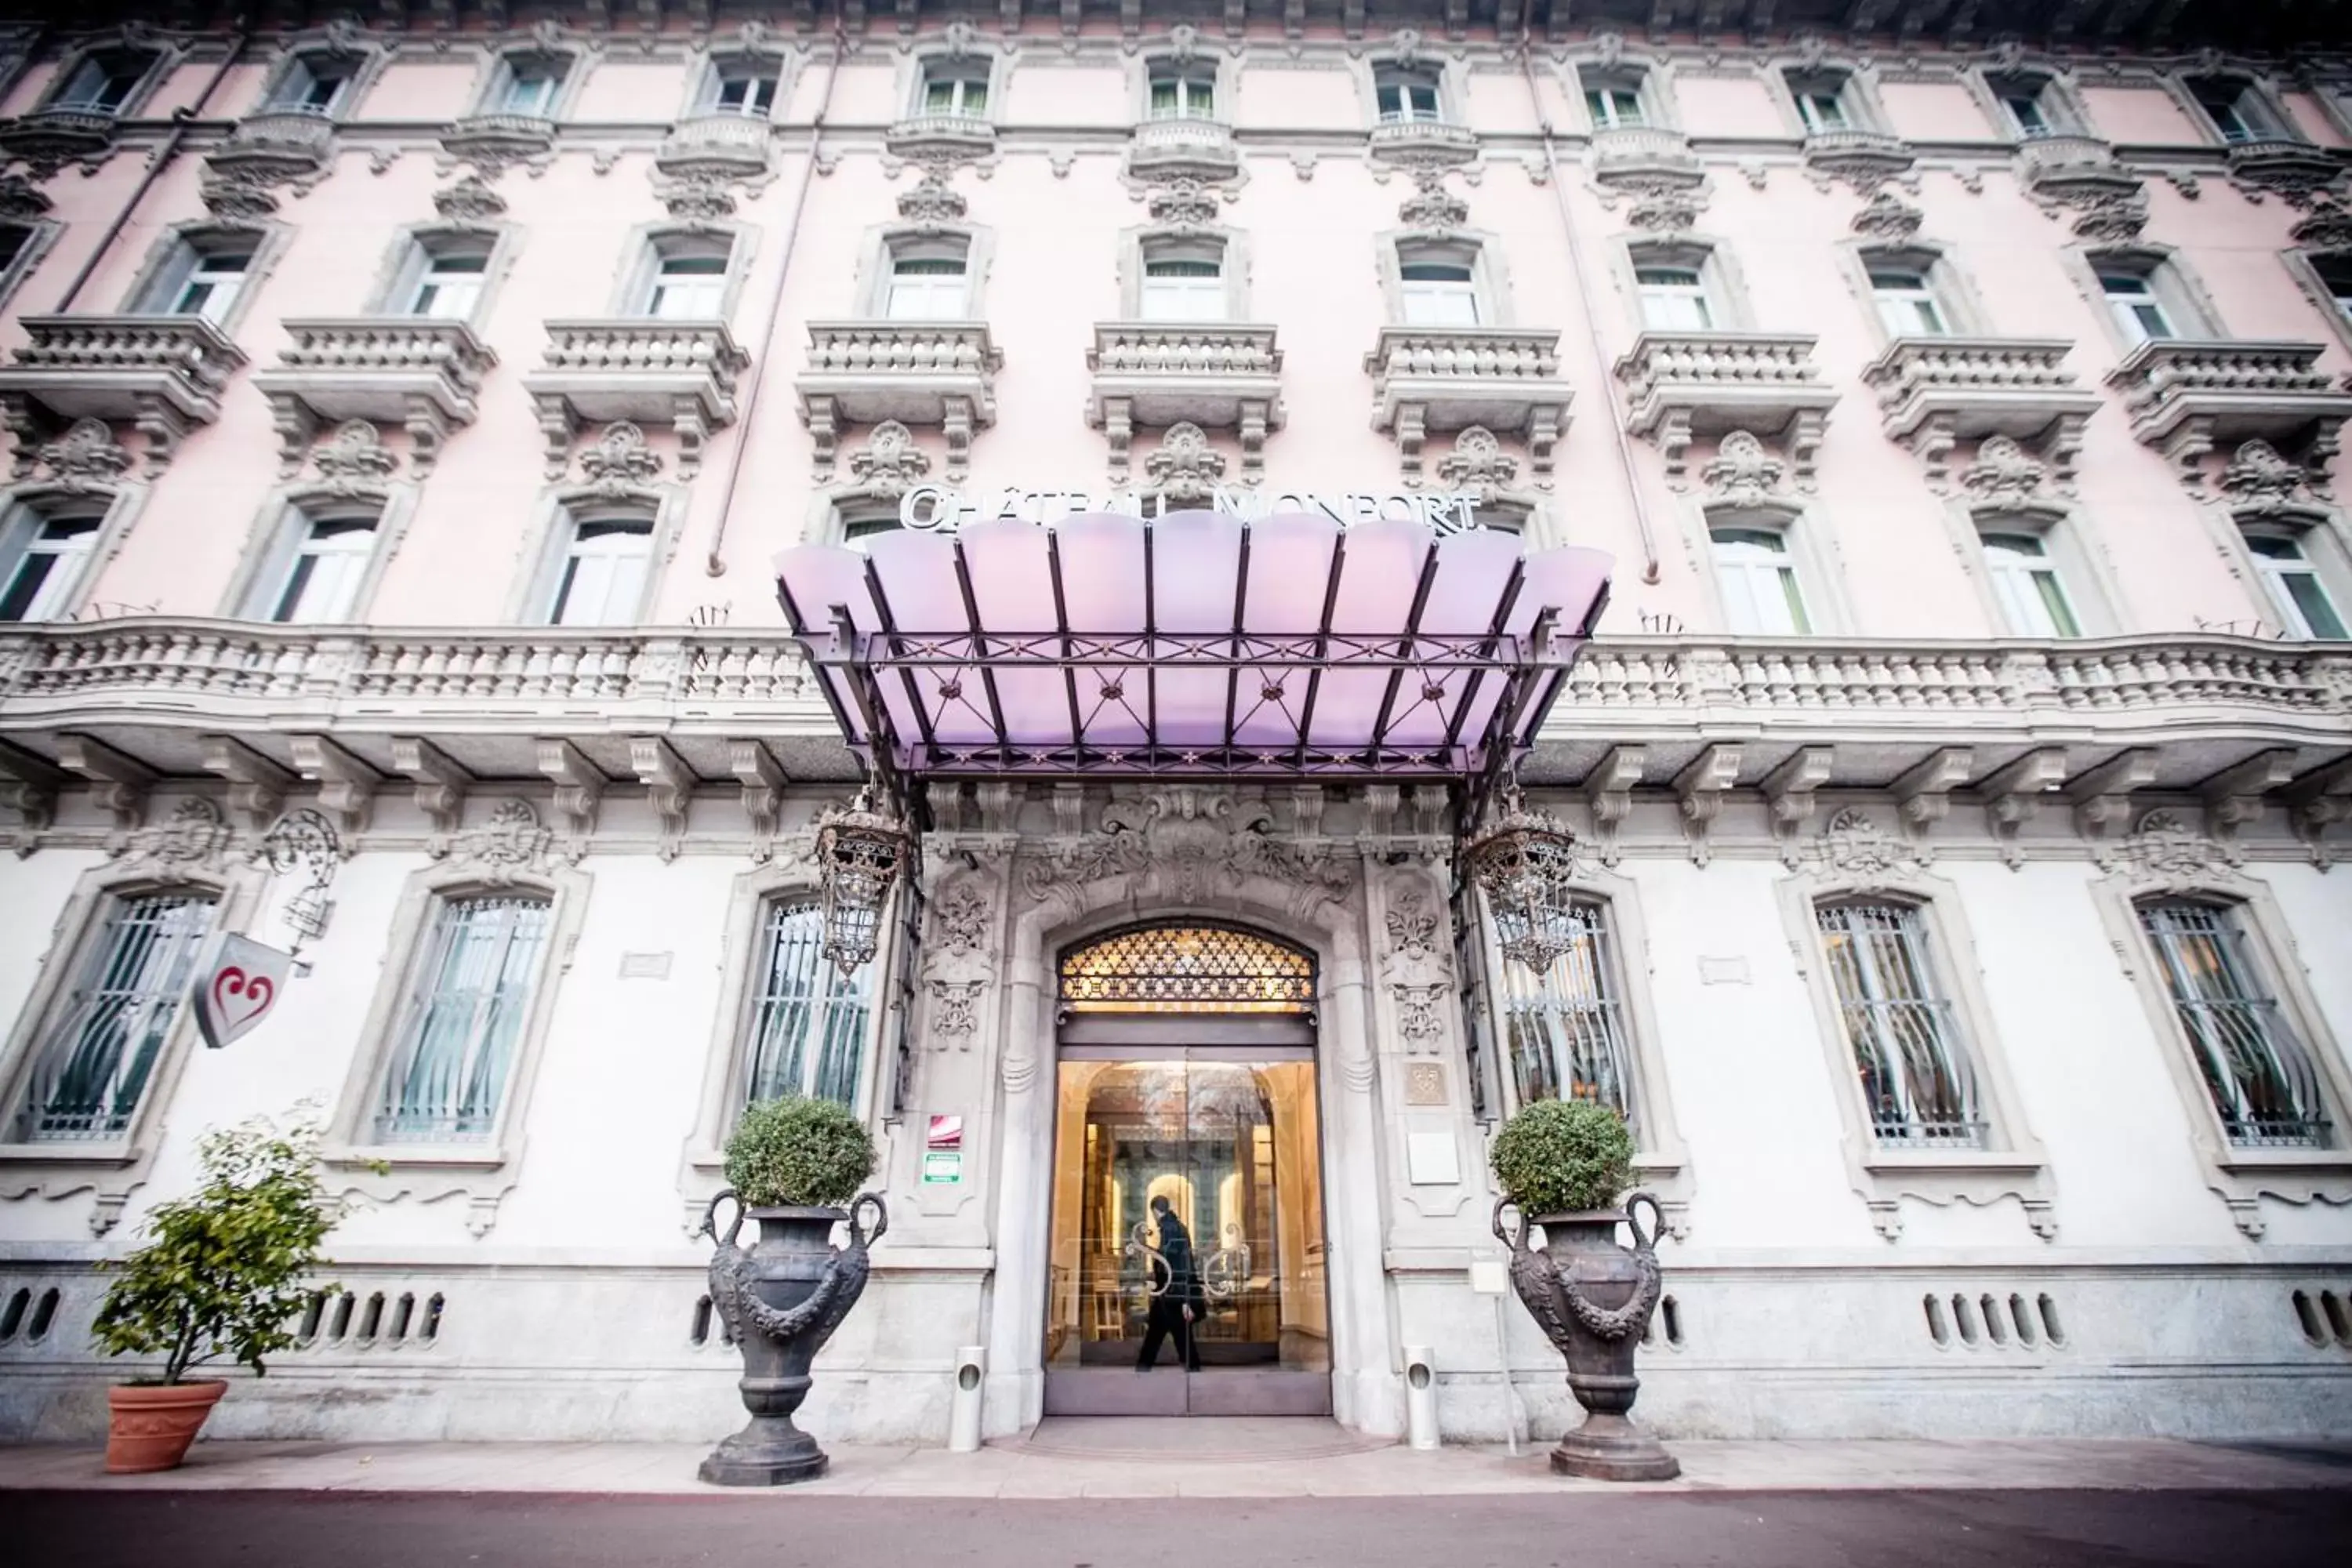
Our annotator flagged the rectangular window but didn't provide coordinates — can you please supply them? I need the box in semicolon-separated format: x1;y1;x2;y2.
1139;256;1225;322
1817;901;1985;1147
1499;901;1638;1129
373;896;550;1142
742;900;873;1107
405;245;488;319
1376;70;1443;124
157;244;252;324
644;248;728;319
2313;253;2352;329
1979;532;2082;637
270;56;357;114
9;892;216;1142
2191;82;2271;143
1870;268;1947;336
497;60;564;116
0;514;101;622
2001;89;2050;137
886;252;968;319
0;224;29;276
549;518;654;627
1793;84;1850;132
921;67;989;118
2246;533;2350;639
267;515;376;624
1584;82;1646;129
1398;260;1479;326
1635;265;1715;331
1711;526;1811;635
2139;899;2332;1147
708;63;779;116
2098;270;2174;343
55;55;145;112
1149;71;1215;121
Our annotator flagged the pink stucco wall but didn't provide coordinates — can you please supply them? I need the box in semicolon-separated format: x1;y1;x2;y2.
2079;84;2206;145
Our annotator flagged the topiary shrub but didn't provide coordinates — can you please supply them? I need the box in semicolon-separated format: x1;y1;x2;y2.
1490;1098;1634;1217
724;1095;877;1209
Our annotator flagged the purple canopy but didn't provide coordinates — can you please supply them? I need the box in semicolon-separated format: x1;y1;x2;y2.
775;510;1610;783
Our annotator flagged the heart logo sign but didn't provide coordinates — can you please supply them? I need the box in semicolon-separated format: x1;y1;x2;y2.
191;934;296;1051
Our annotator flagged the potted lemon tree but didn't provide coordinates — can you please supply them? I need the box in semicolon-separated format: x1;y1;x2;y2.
1489;1098;1679;1480
696;1094;887;1485
91;1112;341;1474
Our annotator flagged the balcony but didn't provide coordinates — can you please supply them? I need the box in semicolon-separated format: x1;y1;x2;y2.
656;113;775;179
1124;117;1240;183
2226;137;2344;201
1801;128;1915;191
1860;338;2101;488
217;108;336;172
0;107;118;170
1612;332;1837;487
1367;119;1479;167
523;321;751;481
250;320;495;477
884;114;996;162
1363;327;1572;485
796;321;1000;484
1591;125;1702;184
2014;135;2147;238
0;316;247;474
1087;324;1283;486
439;113;557;176
2105;339;2352;486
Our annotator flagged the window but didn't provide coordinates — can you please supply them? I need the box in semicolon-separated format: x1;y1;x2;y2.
1988;74;2059;138
373;895;550;1142
548;517;654;626
1788;71;1853;132
920;60;989;118
1635;264;1714;330
1500;900;1638;1127
268;53;359;115
2097;267;2174;343
1139;241;1225;322
2245;532;2350;639
742;901;873;1107
1817;901;1985;1147
1149;64;1216;121
265;514;376;623
1582;71;1647;129
0;224;30;277
53;51;149;113
0;514;101;622
1398;256;1479;326
1375;64;1444;124
8;891;216;1142
2310;253;2352;328
401;238;490;319
641;237;731;320
1869;267;1947;336
885;243;969;319
1978;532;2081;637
1711;525;1811;635
493;56;567;117
145;239;253;324
702;58;779;118
2137;899;2332;1147
2189;78;2279;144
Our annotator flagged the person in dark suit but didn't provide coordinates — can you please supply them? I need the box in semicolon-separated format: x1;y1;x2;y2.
1135;1196;1203;1373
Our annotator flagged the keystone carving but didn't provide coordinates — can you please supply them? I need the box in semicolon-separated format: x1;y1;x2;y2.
847;420;932;499
1142;421;1227;505
34;419;132;492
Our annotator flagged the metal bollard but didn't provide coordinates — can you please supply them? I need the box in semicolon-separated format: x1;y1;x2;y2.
1403;1344;1439;1450
948;1345;985;1453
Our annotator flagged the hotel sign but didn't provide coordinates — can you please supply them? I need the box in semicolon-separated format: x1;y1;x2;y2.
897;485;1487;535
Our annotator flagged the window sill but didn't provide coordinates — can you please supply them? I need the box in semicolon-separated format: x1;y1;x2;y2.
325;1141;510;1173
2214;1146;2352;1176
0;1140;136;1167
1861;1148;2044;1178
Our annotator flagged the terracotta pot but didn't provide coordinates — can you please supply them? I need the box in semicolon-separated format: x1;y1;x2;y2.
105;1380;227;1474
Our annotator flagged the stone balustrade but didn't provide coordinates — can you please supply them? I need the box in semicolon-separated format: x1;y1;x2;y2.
1860;337;2100;485
797;322;1001;483
884;114;996;158
255;319;498;476
1087;324;1285;485
0;316;249;473
2225;137;2343;199
1367;118;1479;165
657;113;775;177
2103;339;2352;482
0;107;118;165
1363;326;1572;485
1613;332;1836;485
439;113;557;171
1802;127;1916;187
1126;115;1241;180
1591;125;1698;172
2016;133;2121;182
228;107;337;154
1091;324;1282;381
525;321;752;480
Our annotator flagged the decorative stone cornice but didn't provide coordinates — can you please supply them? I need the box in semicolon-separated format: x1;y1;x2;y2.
1613;331;1835;490
1363;326;1570;487
797;321;1000;485
2104;339;2352;494
0;315;248;477
1087;322;1283;488
525;319;750;480
1860;337;2098;492
252;318;495;478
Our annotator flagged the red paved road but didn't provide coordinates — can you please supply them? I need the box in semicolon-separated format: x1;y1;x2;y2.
3;1488;2347;1567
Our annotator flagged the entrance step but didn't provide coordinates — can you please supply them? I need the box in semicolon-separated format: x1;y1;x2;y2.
1000;1417;1392;1464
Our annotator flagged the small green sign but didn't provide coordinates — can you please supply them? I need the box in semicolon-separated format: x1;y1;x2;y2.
922;1151;963;1185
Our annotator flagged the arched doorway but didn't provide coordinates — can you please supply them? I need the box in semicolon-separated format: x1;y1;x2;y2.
1042;921;1331;1417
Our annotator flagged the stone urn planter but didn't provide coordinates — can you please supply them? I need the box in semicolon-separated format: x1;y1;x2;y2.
1494;1192;1679;1480
697;1190;888;1486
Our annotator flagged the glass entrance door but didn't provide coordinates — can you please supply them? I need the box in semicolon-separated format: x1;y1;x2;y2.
1044;1048;1330;1415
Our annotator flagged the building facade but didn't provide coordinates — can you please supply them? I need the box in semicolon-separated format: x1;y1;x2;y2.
1;0;2350;1449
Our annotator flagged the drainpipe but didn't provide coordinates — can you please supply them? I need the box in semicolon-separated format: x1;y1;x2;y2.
56;27;249;312
705;22;843;577
1517;32;1661;586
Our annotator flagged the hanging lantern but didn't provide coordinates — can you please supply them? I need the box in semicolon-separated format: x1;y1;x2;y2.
1463;787;1581;975
815;789;913;978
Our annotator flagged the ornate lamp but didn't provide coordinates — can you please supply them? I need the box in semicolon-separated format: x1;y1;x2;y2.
1463;786;1581;975
815;788;913;978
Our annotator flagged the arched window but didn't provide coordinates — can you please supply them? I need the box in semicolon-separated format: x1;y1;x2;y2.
1374;62;1445;125
374;894;551;1142
884;236;971;319
2136;898;2332;1148
636;233;733;320
1814;898;1985;1147
546;509;656;626
919;57;991;118
394;231;494;320
1139;237;1226;322
1709;521;1811;635
742;900;873;1106
1148;60;1217;121
1396;238;1483;326
1058;924;1316;1015
699;56;781;118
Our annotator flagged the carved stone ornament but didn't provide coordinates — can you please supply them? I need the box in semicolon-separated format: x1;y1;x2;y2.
0;172;53;221
928;978;985;1042
1816;808;1917;877
1385;887;1442;960
454;797;552;881
1388;27;1425;67
896;173;969;224
311;419;400;495
1392;982;1448;1047
1399;169;1470;231
848;420;932;499
1142;422;1227;505
2290;198;2352;252
932;880;990;956
1624;181;1705;234
1435;425;1519;492
1699;430;1786;507
1850;191;1923;241
1958;434;2048;502
2219;438;2307;510
579;421;664;493
432;175;508;222
2056;189;2148;243
35;418;132;492
2120;809;2227;880
1019;788;1356;913
658;171;739;222
1145;176;1221;228
116;797;233;869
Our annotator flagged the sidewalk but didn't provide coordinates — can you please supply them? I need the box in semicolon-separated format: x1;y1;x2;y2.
2;1421;2348;1498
